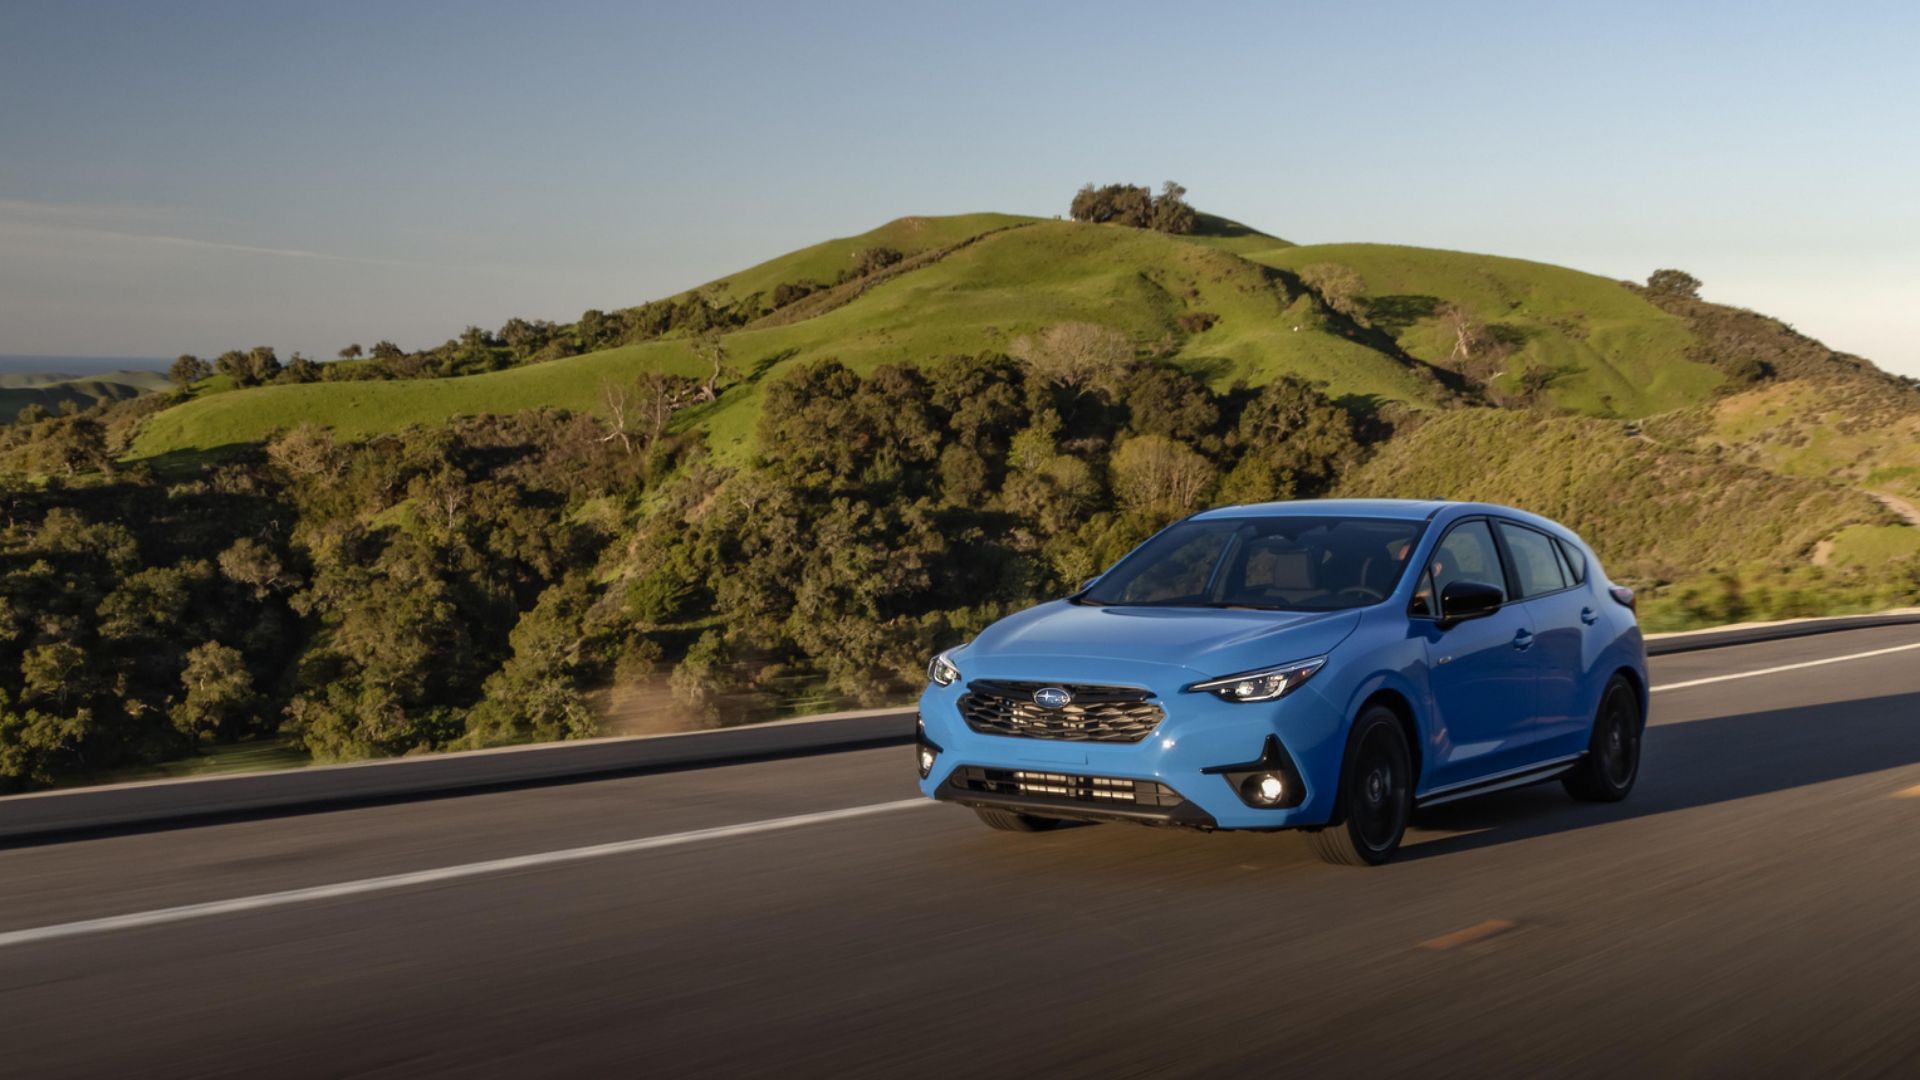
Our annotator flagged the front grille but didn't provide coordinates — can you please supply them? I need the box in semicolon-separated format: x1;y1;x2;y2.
951;766;1186;808
958;680;1164;743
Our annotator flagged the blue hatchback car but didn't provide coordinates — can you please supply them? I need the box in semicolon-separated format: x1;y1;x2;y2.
915;499;1647;864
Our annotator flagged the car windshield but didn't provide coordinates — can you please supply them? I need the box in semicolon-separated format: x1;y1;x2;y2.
1078;516;1426;612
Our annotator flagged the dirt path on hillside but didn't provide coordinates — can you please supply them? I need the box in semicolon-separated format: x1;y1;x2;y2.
1870;490;1920;527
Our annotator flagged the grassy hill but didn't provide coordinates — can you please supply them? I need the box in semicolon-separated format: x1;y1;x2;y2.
1238;243;1724;417
132;218;1450;460
691;212;1036;306
118;207;1919;601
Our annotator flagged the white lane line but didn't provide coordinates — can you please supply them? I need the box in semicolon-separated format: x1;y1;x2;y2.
1651;641;1920;693
0;798;931;950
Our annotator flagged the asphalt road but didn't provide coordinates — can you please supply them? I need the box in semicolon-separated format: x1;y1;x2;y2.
5;625;1920;1078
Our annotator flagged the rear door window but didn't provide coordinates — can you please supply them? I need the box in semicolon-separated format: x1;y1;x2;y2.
1555;536;1588;584
1497;522;1569;598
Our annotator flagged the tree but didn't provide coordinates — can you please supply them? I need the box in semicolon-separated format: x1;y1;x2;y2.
20;642;89;709
1121;365;1218;445
1070;181;1197;233
282;354;321;383
1228;376;1360;498
170;642;260;740
169;354;212;387
1646;269;1702;300
1010;322;1136;394
340;343;364;359
38;415;112;476
266;422;342;479
598;379;640;455
245;346;283;385
639;371;699;448
1110;435;1215;520
1438;302;1490;364
849;246;903;278
691;334;735;402
219;538;293;599
215;349;252;385
1298;263;1368;323
1148;181;1196;235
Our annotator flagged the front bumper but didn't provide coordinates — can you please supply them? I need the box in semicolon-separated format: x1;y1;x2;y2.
916;669;1348;831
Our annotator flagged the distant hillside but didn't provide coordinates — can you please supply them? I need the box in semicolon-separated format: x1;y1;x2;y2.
0;369;171;423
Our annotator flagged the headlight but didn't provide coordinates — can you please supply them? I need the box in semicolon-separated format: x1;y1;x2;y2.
927;649;961;687
1186;656;1326;703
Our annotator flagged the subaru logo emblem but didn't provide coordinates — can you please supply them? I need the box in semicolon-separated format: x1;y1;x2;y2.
1033;687;1073;710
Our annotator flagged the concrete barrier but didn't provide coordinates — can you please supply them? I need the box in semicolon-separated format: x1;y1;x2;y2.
0;707;915;843
1644;609;1920;655
5;608;1918;843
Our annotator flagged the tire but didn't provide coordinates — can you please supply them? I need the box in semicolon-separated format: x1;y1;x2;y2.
1563;673;1642;802
972;806;1067;832
1306;706;1413;866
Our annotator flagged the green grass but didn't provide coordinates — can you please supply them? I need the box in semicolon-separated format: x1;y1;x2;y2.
133;219;1451;461
692;212;1035;305
1826;523;1920;567
1240;243;1722;418
1179;212;1295;256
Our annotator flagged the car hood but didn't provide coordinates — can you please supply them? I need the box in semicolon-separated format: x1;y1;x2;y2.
958;600;1363;682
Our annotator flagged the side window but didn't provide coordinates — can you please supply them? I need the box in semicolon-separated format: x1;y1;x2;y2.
1498;522;1569;598
1555;536;1587;584
1413;520;1506;616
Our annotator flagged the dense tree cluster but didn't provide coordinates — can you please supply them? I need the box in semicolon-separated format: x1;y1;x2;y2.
1069;181;1197;234
617;350;1362;711
0;339;1367;788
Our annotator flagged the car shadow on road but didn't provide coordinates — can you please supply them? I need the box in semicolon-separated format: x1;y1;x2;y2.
1398;689;1920;860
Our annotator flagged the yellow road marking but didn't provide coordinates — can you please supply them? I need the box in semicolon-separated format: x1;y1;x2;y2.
1420;918;1518;951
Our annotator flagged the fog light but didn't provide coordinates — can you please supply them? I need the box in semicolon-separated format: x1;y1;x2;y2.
1207;736;1304;810
915;717;942;780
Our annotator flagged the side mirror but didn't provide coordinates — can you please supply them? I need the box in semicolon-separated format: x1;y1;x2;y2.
1437;579;1503;628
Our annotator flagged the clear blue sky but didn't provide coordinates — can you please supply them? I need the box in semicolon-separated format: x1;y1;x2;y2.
3;0;1916;375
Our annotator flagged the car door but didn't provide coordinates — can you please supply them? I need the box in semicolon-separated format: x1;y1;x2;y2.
1494;520;1588;751
1412;518;1541;790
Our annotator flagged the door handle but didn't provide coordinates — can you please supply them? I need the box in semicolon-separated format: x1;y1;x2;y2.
1580;607;1599;625
1512;629;1534;651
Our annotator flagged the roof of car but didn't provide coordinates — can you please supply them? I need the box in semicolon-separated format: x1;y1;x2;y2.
1189;498;1454;522
1189;499;1582;540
